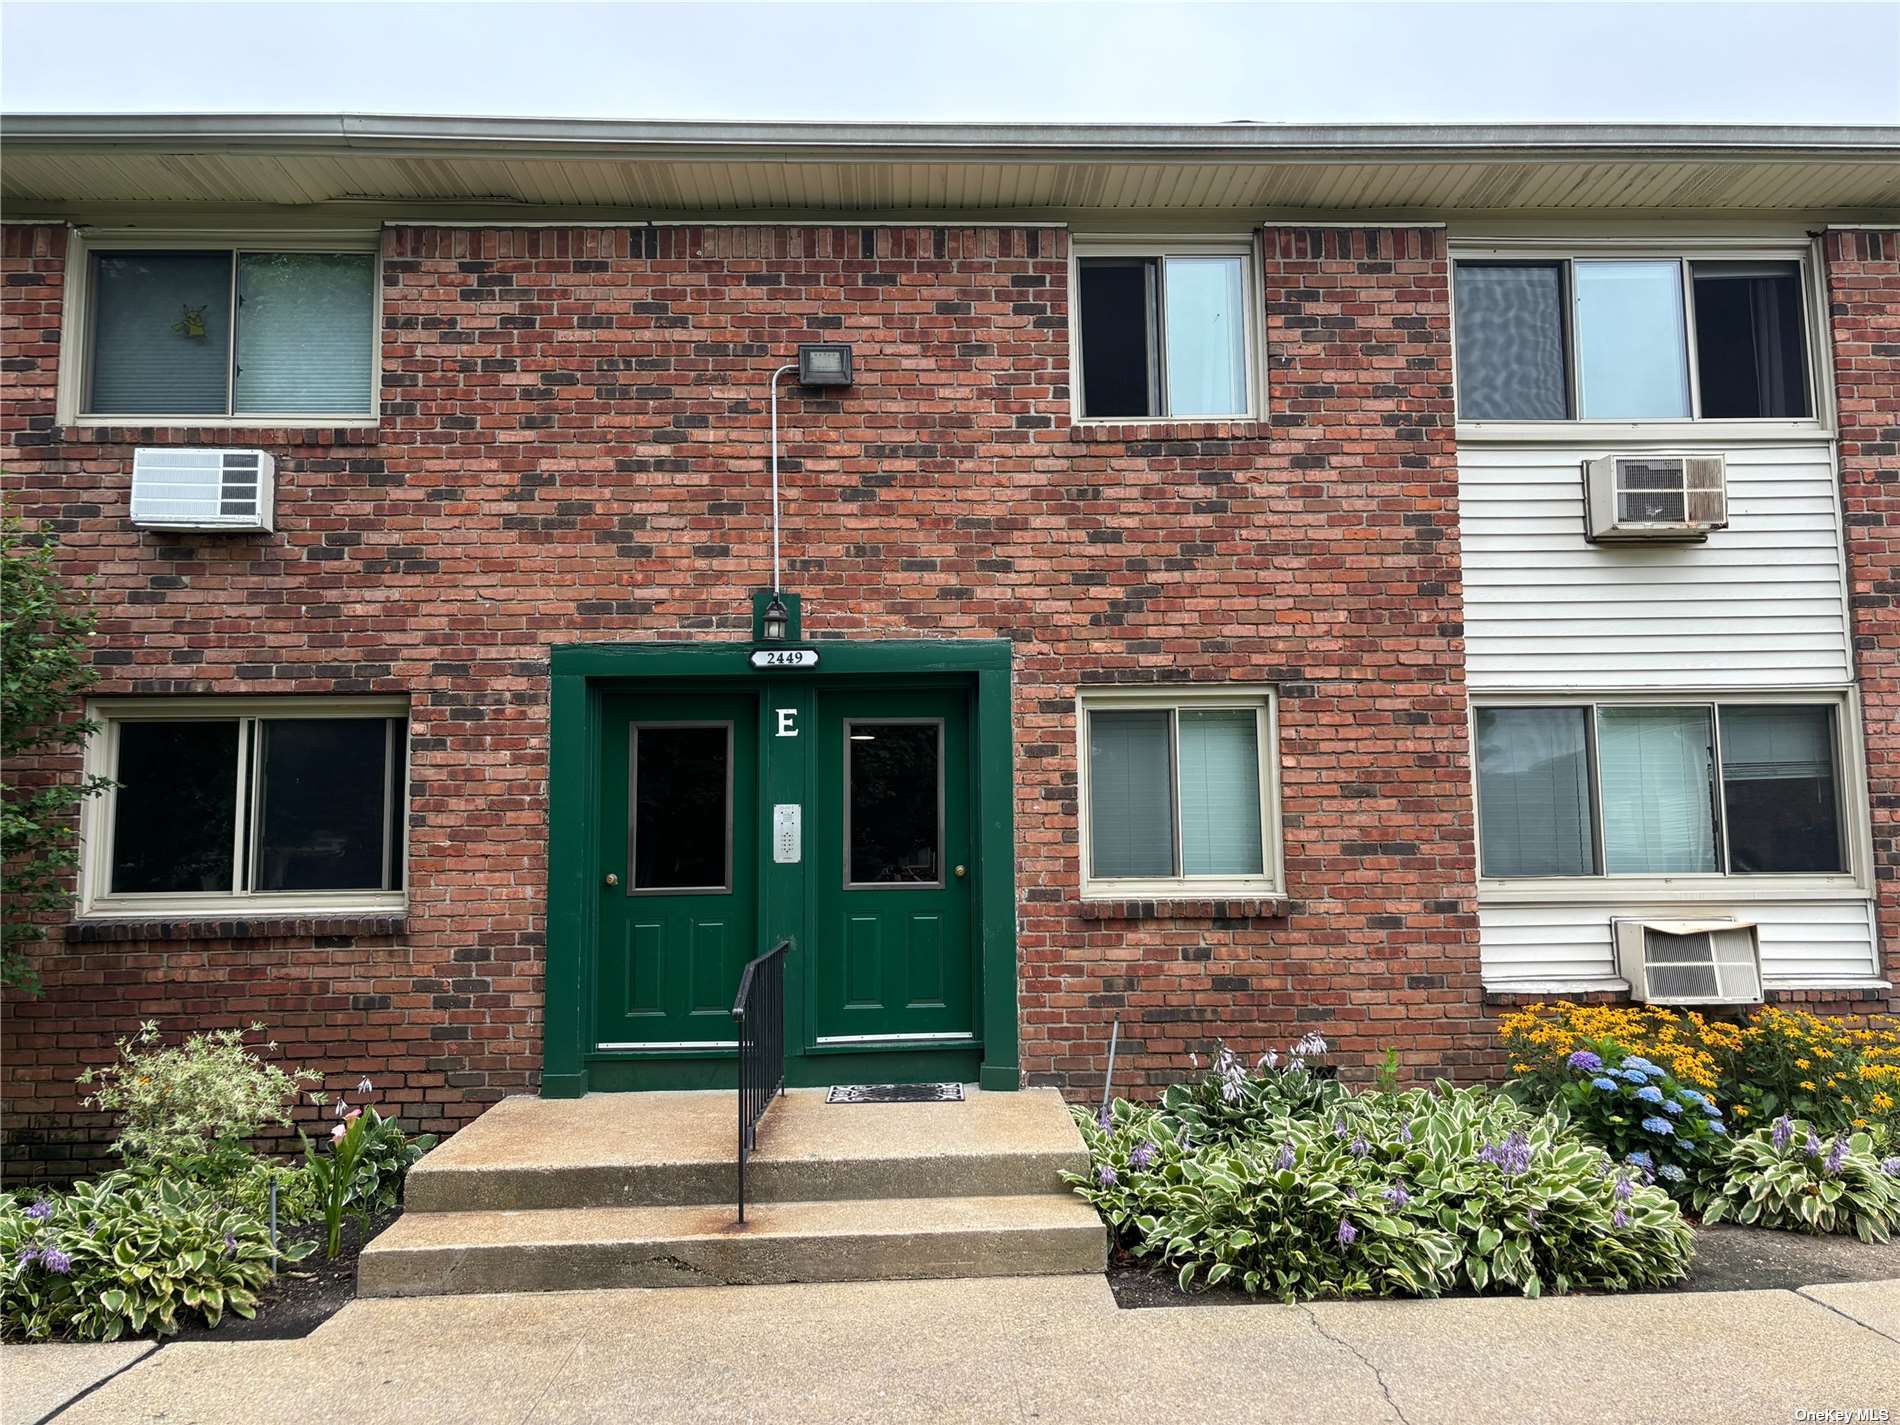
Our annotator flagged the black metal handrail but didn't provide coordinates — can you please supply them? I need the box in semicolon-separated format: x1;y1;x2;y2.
732;939;789;1224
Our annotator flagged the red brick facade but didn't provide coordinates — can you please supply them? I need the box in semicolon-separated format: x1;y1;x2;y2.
1827;229;1900;993
0;221;1488;1175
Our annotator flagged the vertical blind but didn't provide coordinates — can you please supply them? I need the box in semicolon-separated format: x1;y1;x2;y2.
235;253;377;415
1087;711;1175;878
1176;709;1263;875
1597;706;1718;873
88;253;233;415
1475;706;1596;877
1163;256;1247;417
86;249;374;417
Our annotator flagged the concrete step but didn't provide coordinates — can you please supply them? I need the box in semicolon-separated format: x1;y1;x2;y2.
358;1193;1107;1297
404;1087;1089;1212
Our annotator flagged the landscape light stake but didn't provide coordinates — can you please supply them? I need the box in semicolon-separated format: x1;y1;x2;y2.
1102;1019;1120;1113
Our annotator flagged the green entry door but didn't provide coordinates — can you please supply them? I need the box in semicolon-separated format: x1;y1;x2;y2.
812;689;974;1045
595;692;758;1049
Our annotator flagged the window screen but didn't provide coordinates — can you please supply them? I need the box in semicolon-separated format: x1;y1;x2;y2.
1719;705;1843;873
254;718;396;892
109;721;240;893
1176;709;1263;876
1475;707;1597;877
1078;259;1157;418
1087;710;1174;878
88;253;233;416
235;253;377;415
1453;263;1570;421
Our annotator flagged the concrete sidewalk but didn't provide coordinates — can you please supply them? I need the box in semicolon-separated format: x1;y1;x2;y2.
19;1273;1900;1425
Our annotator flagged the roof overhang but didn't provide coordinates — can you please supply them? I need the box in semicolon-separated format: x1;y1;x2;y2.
5;113;1899;220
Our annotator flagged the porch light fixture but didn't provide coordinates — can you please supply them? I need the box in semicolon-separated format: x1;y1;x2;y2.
764;343;855;636
761;593;790;643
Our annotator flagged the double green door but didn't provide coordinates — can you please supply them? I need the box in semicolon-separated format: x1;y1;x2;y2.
594;684;973;1054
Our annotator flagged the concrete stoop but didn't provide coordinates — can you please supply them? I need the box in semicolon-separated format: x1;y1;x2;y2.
360;1086;1106;1297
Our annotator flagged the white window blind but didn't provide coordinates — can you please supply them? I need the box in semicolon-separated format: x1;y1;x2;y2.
1476;706;1596;877
1597;706;1718;873
1574;260;1692;420
1177;708;1263;876
234;253;377;415
88;253;232;416
1163;256;1247;418
1087;710;1175;878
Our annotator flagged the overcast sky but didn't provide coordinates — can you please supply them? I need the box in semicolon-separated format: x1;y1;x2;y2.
3;1;1897;126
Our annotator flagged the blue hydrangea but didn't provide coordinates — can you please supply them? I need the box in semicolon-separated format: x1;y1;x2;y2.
1707;1120;1727;1136
1590;1076;1620;1092
1566;1050;1603;1072
1641;1116;1674;1137
1661;1099;1684;1116
1621;1056;1663;1076
1658;1163;1686;1183
1634;1085;1665;1104
1701;1102;1723;1118
1678;1088;1708;1107
1618;1069;1651;1086
1626;1150;1653;1170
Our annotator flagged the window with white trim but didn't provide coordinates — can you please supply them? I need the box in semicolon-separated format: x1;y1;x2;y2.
84;700;408;915
76;240;378;421
1474;698;1851;882
1077;687;1281;897
1452;252;1816;423
1074;242;1258;420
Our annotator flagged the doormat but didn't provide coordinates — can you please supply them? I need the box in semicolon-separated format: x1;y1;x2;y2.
825;1083;965;1104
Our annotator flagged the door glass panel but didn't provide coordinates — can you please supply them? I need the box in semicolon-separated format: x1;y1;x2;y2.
632;725;730;891
847;722;941;885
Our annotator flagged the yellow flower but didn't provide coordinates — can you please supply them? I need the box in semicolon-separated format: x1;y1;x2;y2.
1800;1081;1817;1091
1732;1105;1750;1117
1796;1059;1811;1070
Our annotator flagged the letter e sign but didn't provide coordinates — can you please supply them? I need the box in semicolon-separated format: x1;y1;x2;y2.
776;708;799;738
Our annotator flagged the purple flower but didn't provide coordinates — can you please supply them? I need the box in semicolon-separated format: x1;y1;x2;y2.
1614;1175;1635;1201
1275;1141;1296;1172
1772;1115;1794;1150
1566;1050;1603;1072
1383;1182;1412;1207
1349;1135;1372;1159
1096;1103;1112;1132
1824;1138;1849;1176
1294;1032;1328;1058
1095;1163;1117;1187
1805;1130;1823;1158
1612;1207;1629;1229
23;1198;53;1222
223;1232;239;1256
1332;1116;1349;1140
1399;1123;1414;1144
14;1246;41;1268
1337;1218;1357;1247
1129;1141;1158;1171
1879;1157;1900;1178
38;1246;71;1275
1641;1116;1674;1137
1477;1130;1533;1176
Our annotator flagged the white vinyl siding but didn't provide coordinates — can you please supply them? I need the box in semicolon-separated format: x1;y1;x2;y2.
1479;900;1881;990
1459;442;1851;689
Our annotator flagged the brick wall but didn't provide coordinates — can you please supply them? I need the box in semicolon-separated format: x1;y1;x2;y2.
1827;230;1900;996
1;220;1482;1176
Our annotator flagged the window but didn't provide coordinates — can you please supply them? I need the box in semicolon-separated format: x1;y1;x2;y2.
1075;246;1254;419
1452;253;1814;423
80;243;377;420
1475;699;1848;881
631;724;731;893
86;701;407;914
1078;688;1280;896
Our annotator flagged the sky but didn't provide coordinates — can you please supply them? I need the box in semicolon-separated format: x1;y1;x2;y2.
2;0;1897;126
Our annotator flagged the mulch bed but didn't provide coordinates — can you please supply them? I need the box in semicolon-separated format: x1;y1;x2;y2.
168;1205;400;1342
1106;1224;1900;1309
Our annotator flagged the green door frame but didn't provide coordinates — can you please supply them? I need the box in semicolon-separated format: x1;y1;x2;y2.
542;637;1019;1097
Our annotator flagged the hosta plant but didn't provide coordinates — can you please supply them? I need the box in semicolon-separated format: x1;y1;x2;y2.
1156;1035;1343;1148
301;1085;435;1258
1695;1119;1900;1242
1;1173;311;1342
1069;1081;1694;1301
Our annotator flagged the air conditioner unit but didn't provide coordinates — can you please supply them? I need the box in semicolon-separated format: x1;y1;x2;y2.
1612;918;1763;1006
1583;454;1726;542
129;449;274;533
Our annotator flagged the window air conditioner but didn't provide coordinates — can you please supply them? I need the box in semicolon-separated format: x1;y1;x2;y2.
1583;454;1726;542
1612;918;1763;1006
129;449;274;533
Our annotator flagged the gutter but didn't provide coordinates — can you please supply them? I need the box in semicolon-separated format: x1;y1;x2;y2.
5;113;1900;165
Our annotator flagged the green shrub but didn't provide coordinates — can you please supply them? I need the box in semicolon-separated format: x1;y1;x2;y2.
1505;1046;1726;1200
302;1090;437;1257
1;1173;311;1342
1695;1120;1900;1242
1069;1082;1694;1301
78;1021;321;1176
1156;1038;1344;1148
226;1159;322;1227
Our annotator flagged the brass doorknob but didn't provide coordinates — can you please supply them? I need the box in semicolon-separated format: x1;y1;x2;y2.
604;873;620;887
954;865;966;878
